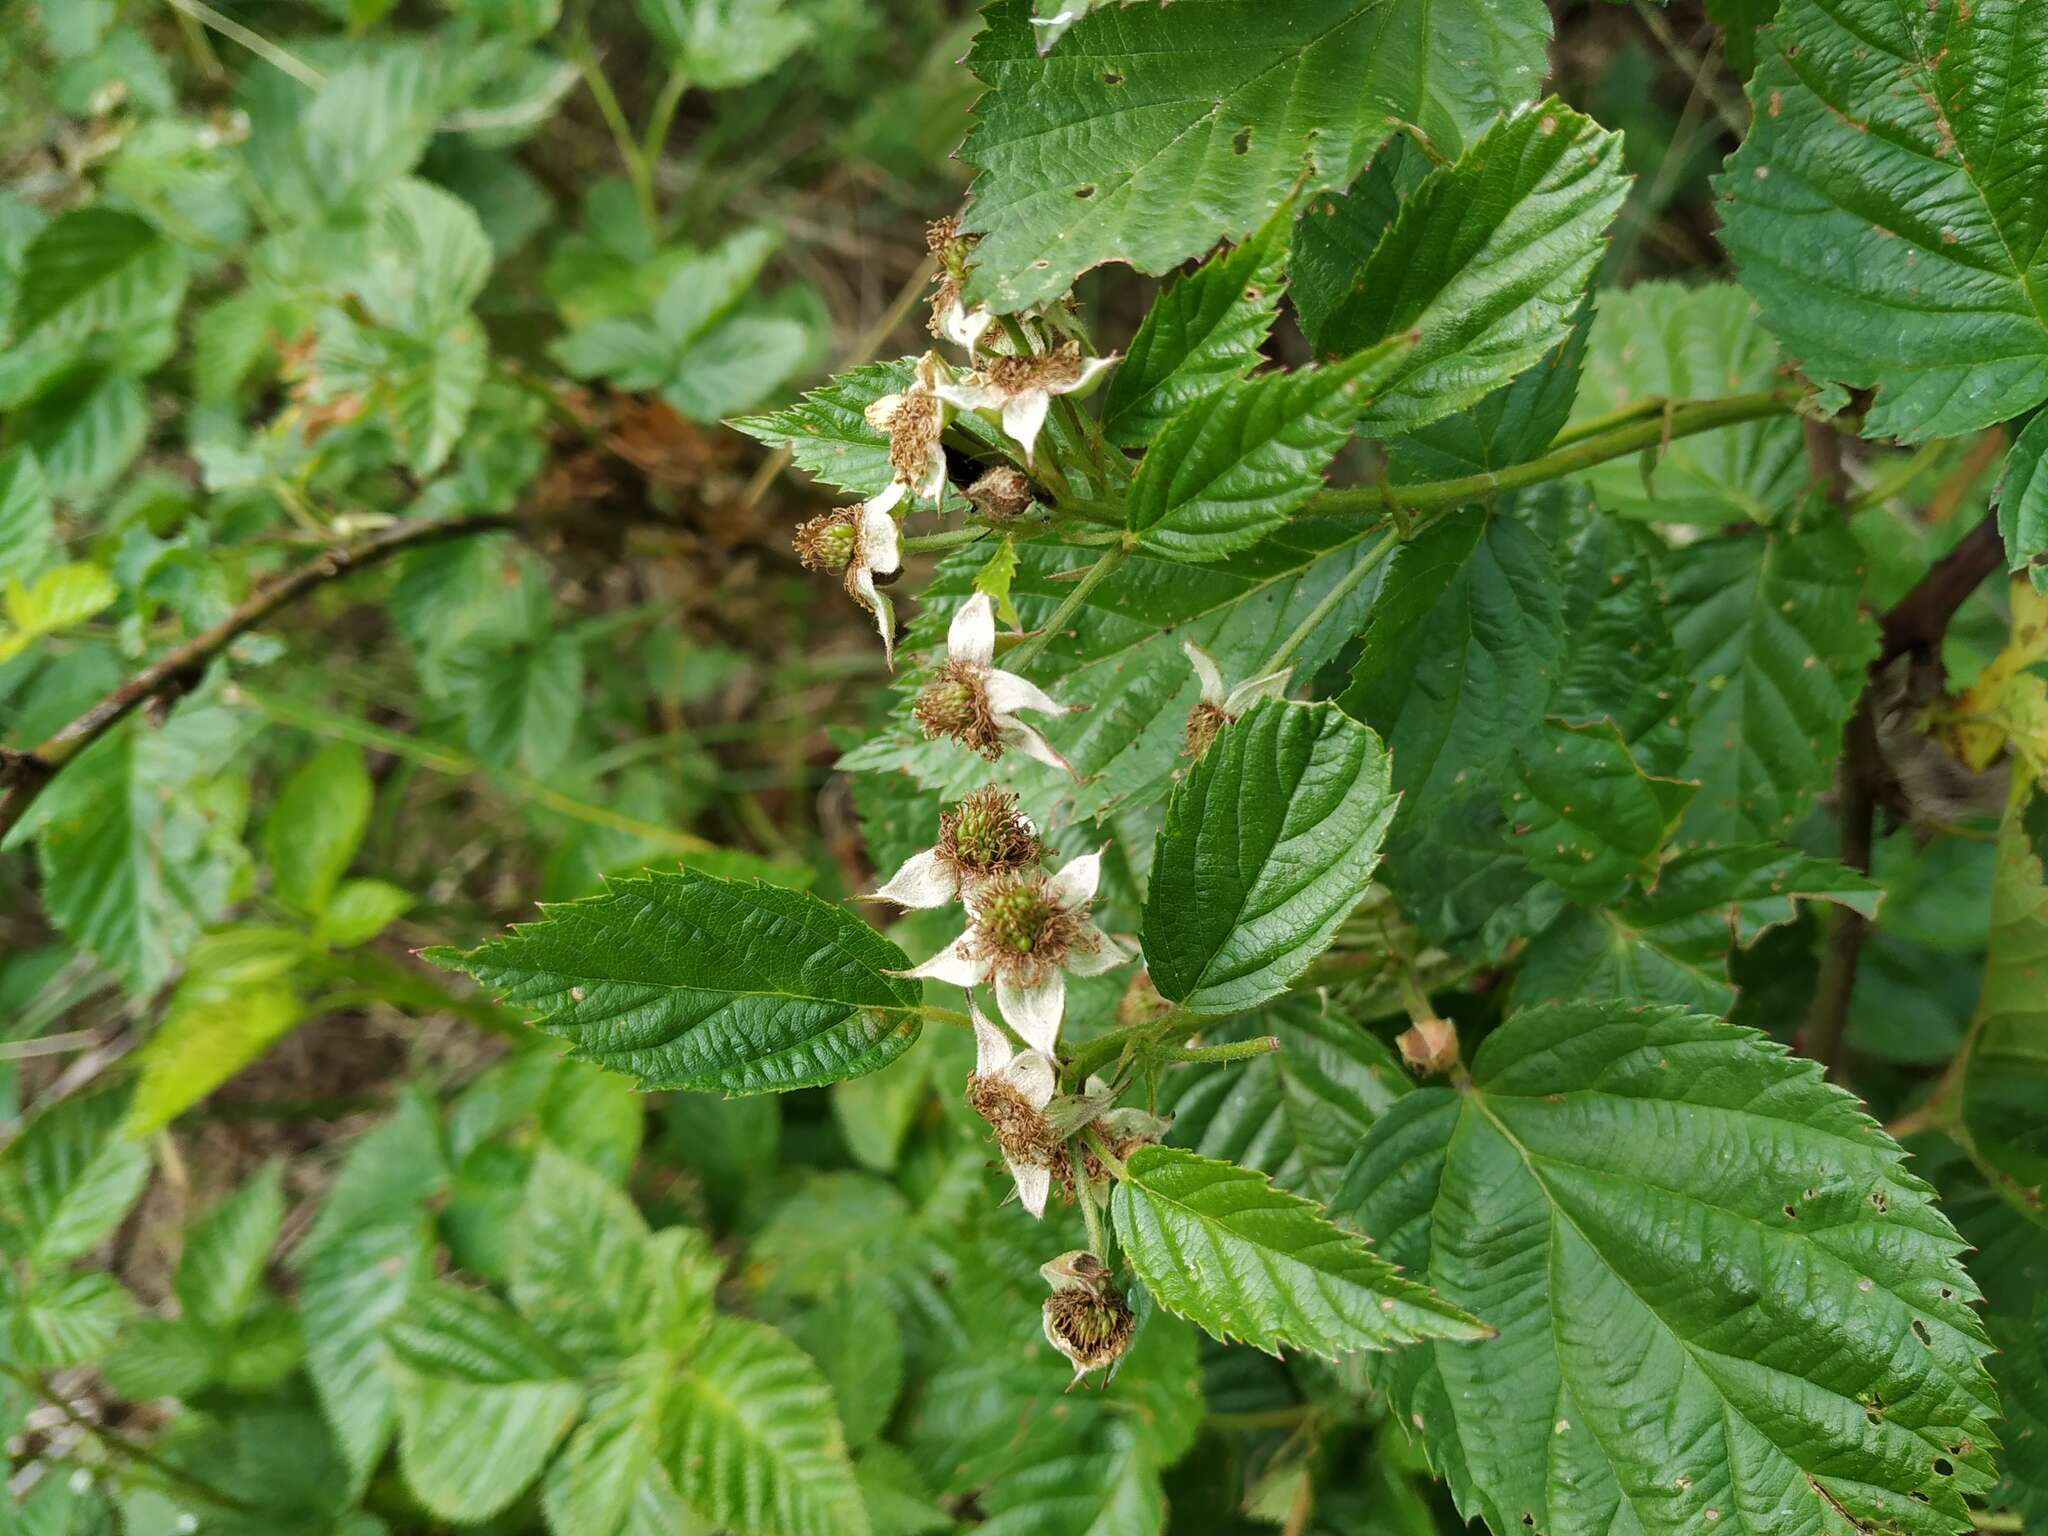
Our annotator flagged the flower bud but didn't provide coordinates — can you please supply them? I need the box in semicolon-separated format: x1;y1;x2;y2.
964;465;1035;522
1397;1016;1460;1076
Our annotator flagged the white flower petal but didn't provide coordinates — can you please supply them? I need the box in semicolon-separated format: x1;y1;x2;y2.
872;847;959;909
1000;1048;1059;1108
943;302;995;354
864;392;905;431
1224;668;1292;715
986;667;1067;719
948;592;997;669
997;969;1066;1054
931;379;1004;414
916;448;948;506
972;1001;1014;1076
1001;392;1054;465
865;480;907;516
1181;640;1227;706
896;932;990;987
1065;925;1131;977
866;583;897;670
1009;1160;1052;1219
859;502;901;577
1001;720;1077;777
1061;353;1118;398
1046;849;1103;908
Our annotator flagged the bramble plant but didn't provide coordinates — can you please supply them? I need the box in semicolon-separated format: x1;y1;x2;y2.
1;0;2044;1534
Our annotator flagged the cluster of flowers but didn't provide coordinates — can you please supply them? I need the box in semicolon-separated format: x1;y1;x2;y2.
791;220;1113;667
797;219;1295;1387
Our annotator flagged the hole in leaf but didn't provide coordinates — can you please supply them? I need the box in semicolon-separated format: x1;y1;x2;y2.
1909;1492;1931;1504
1103;71;1124;85
1520;1516;1535;1528
1933;1458;1953;1477
1866;1408;1884;1426
1782;1204;1798;1219
1870;1189;1890;1213
1232;125;1253;155
1938;1286;1954;1300
1074;185;1095;199
1911;1319;1932;1346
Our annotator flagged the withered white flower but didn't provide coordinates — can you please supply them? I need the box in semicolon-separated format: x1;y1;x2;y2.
870;784;1040;909
894;845;1128;1052
964;1001;1062;1218
1039;1250;1134;1389
1182;640;1291;757
793;488;904;665
912;592;1079;773
931;281;995;355
934;341;1116;465
865;352;954;504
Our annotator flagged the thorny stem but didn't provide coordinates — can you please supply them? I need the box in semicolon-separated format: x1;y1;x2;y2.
1311;390;1800;520
1143;1035;1280;1065
1075;1162;1108;1259
1063;1006;1193;1085
1005;542;1130;672
919;1004;975;1031
902;526;993;553
0;1361;250;1511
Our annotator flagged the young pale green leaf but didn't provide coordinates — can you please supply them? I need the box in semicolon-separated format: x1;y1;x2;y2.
1666;516;1877;845
1502;718;1694;905
427;870;922;1094
124;926;309;1136
543;1359;692;1536
387;1283;586;1523
1110;1145;1488;1359
1143;701;1395;1013
1959;785;2048;1205
300;50;439;212
1515;846;1883;1014
794;1281;904;1451
1159;998;1410;1204
267;742;372;915
317;877;414;948
0;1092;150;1269
512;1146;719;1364
12;206;186;342
1124;338;1412;560
1302;101;1627;437
1101;204;1290;450
664;1314;870;1536
1997;410;2048;592
5;1268;132;1368
295;1092;450;1483
1337;1002;1999;1536
633;0;812;90
0;563;119;663
1718;0;2048;439
1567;281;1804;525
174;1162;285;1335
444;629;585;779
0;444;51;582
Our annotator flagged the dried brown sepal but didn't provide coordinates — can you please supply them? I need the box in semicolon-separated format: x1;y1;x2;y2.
1184;701;1229;760
964;466;1035;522
967;1072;1064;1172
986;340;1087;396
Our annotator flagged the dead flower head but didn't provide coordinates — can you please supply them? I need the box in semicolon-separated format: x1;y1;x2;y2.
1040;1250;1135;1388
870;785;1041;909
911;592;1079;773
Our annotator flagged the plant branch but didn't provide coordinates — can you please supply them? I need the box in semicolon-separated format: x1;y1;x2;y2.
0;512;516;843
1005;542;1130;671
0;1361;249;1510
1311;390;1800;520
1141;1035;1280;1065
1878;510;2005;663
1263;526;1400;672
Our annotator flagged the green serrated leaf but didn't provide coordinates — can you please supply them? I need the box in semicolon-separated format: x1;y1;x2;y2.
634;0;812;90
1997;409;2048;591
1718;0;2048;439
266;742;372;915
0;445;52;583
1388;309;1589;485
427;870;921;1094
1125;338;1412;560
0;563;119;665
1515;846;1884;1014
666;1314;869;1536
0;1092;150;1269
1569;281;1805;526
543;1358;692;1536
1160;998;1410;1204
1305;100;1627;438
174;1162;285;1335
1502;718;1695;905
387;1283;585;1522
1102;204;1290;450
1337;1001;1999;1536
5;1268;132;1368
1111;1145;1488;1359
1959;782;2048;1207
730;359;912;499
1666;517;1878;845
976;1422;1163;1536
12;206;186;343
1143;700;1396;1013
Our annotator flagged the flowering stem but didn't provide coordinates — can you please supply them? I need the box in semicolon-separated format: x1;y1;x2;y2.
1063;1005;1193;1084
1143;1035;1281;1065
1310;390;1800;520
919;1004;975;1031
1261;525;1401;672
1006;542;1129;672
1076;1162;1109;1259
1082;1128;1131;1182
902;526;992;553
